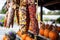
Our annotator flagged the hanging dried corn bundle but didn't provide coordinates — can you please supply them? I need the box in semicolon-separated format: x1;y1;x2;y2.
6;0;15;28
19;0;30;34
28;0;39;35
15;0;20;25
4;0;10;27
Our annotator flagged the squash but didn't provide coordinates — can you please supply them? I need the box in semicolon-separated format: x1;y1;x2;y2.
3;35;7;40
25;35;33;40
44;24;53;38
3;35;9;40
44;29;50;38
49;26;59;40
17;30;22;37
39;22;45;36
21;34;27;40
57;27;60;33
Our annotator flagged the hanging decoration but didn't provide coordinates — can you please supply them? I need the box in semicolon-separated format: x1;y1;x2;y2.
28;0;39;35
4;0;15;28
19;0;30;34
15;0;20;25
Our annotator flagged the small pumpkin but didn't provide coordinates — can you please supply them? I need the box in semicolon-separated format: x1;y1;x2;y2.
3;35;7;40
25;35;33;40
39;22;45;36
44;24;53;38
49;26;59;40
21;34;27;40
57;27;60;33
3;35;9;40
17;30;22;37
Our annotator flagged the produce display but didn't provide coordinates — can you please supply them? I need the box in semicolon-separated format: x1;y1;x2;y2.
39;22;59;40
3;0;60;40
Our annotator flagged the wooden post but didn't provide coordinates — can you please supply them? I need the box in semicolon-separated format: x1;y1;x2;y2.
40;5;43;21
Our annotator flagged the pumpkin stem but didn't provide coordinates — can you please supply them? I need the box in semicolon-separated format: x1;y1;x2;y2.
40;22;45;29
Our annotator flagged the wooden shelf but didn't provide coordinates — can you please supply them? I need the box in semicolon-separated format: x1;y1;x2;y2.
28;30;50;40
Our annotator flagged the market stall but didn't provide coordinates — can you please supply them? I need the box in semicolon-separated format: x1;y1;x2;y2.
3;0;60;40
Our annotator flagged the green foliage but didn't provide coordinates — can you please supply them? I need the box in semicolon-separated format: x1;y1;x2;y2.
43;11;45;15
0;18;4;26
43;18;50;21
56;17;60;23
46;11;60;15
47;11;52;15
0;8;7;14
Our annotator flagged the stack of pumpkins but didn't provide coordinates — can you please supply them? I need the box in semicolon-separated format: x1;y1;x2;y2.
39;22;59;40
17;30;34;40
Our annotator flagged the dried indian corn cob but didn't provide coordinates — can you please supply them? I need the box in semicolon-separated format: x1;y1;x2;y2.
7;7;15;28
28;0;39;35
19;0;30;34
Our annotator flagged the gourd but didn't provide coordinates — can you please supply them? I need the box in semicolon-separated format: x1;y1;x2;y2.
21;34;27;40
39;22;45;36
17;30;22;37
44;24;53;38
56;27;60;33
3;35;7;40
25;35;33;40
49;26;59;40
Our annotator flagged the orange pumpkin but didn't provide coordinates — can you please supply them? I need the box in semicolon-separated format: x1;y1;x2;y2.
39;28;44;36
17;30;22;37
44;24;52;38
3;35;7;40
39;22;45;36
3;35;9;40
57;27;60;33
44;29;50;38
21;34;27;40
49;27;59;40
49;31;58;40
25;36;33;40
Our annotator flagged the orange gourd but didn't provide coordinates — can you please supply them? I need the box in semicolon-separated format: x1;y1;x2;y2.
21;34;27;40
17;30;22;37
3;35;8;40
25;36;33;40
57;27;60;33
39;22;45;36
44;29;50;38
49;26;59;40
44;24;53;38
39;28;44;36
